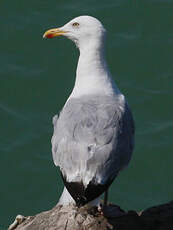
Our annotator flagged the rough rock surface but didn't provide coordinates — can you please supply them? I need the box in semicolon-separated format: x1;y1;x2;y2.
8;201;173;230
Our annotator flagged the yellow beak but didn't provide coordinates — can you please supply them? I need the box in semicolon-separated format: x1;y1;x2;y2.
43;28;67;39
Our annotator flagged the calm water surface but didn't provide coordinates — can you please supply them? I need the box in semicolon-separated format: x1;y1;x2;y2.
1;0;173;228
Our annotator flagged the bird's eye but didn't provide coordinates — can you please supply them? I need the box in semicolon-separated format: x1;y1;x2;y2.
72;22;79;27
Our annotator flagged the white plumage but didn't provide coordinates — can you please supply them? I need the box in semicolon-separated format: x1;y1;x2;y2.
43;16;135;207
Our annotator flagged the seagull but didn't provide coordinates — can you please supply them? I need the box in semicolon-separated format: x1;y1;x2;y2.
43;16;135;208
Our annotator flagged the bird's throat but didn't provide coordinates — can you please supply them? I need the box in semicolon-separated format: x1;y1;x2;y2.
71;42;116;98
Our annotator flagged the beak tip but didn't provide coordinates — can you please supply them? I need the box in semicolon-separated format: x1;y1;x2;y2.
43;31;55;39
42;33;51;39
42;32;47;39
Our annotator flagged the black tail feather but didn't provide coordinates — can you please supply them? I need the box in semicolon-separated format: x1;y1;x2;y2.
61;173;113;207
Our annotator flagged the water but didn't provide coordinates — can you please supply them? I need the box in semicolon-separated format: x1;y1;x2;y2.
1;0;173;228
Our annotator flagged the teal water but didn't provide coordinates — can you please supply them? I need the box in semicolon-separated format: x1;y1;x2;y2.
1;0;173;228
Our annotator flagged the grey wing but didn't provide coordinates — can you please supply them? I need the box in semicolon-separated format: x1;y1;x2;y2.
51;96;134;186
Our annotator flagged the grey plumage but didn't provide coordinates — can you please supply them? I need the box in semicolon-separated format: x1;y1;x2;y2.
52;95;134;202
44;15;135;206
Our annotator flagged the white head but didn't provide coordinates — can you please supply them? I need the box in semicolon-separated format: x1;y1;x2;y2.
43;16;106;50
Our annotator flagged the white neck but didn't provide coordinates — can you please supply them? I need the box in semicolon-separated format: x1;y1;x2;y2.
70;37;120;99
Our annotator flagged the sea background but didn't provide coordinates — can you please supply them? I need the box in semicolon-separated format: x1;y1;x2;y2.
1;0;173;228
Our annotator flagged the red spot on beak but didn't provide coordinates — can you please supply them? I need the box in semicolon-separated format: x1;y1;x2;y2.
46;33;54;39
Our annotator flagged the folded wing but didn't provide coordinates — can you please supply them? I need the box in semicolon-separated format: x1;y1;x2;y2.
52;95;134;206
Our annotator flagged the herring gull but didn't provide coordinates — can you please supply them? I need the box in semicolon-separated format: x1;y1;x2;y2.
43;16;135;208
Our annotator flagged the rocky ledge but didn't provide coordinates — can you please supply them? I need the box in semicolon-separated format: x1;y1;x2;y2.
8;201;173;230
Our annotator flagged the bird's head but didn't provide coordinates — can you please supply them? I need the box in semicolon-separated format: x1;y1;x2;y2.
43;16;106;49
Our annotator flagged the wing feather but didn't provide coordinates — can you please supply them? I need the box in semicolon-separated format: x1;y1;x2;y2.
51;95;134;187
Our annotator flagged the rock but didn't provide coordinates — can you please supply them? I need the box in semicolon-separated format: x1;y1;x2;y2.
7;201;173;230
140;201;173;230
8;215;26;230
